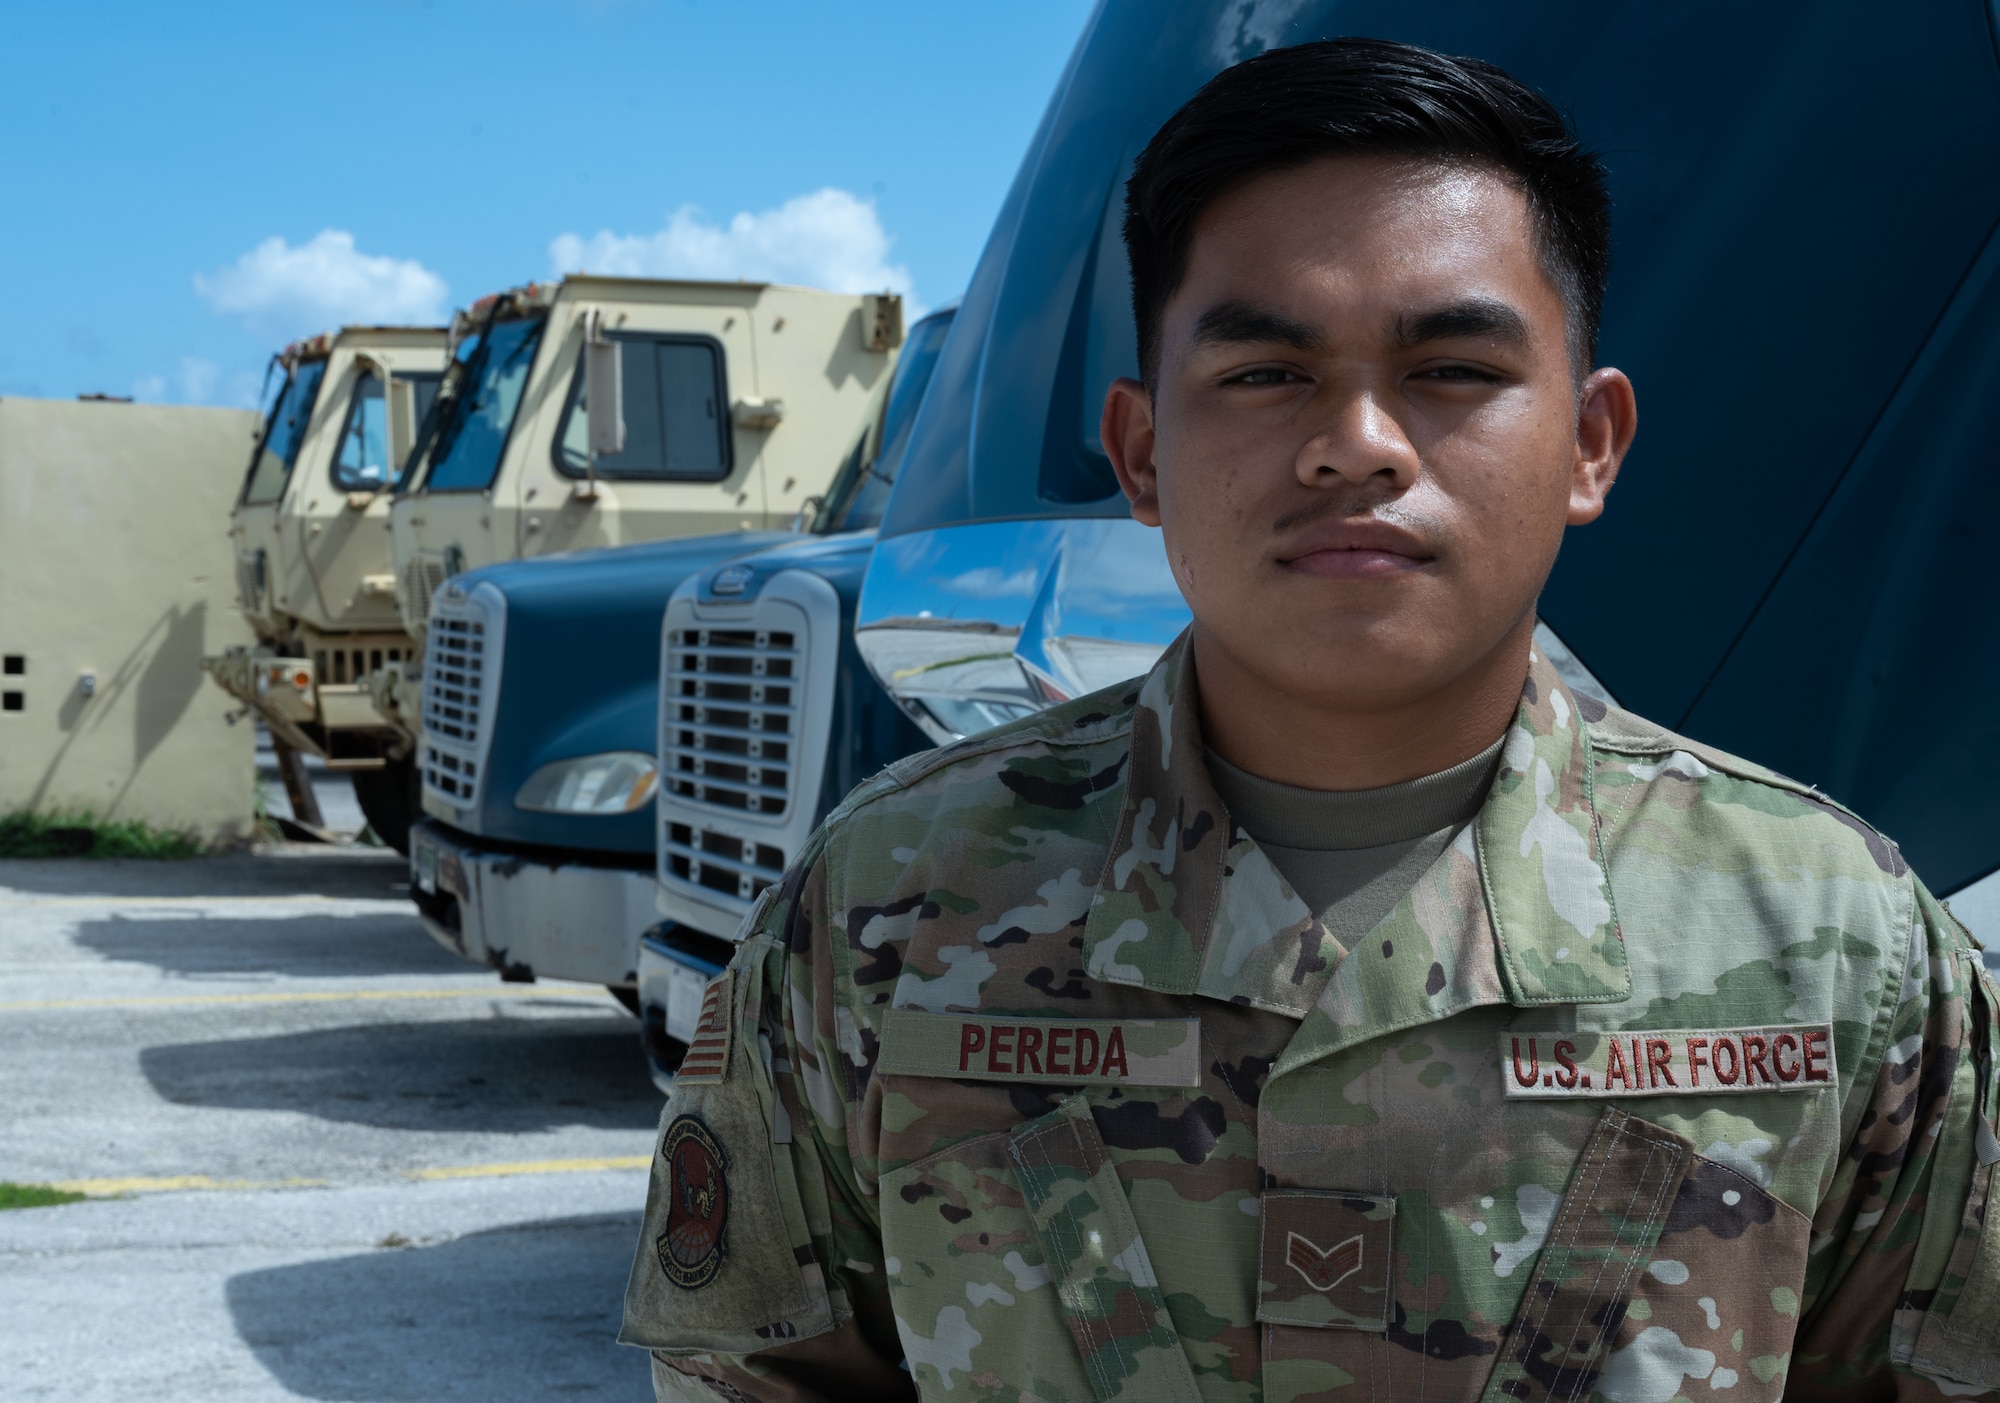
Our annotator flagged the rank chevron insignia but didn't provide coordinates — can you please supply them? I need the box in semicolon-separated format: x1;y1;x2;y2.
1287;1230;1364;1292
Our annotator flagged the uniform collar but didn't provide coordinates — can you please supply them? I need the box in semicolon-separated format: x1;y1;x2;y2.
1080;631;1628;1036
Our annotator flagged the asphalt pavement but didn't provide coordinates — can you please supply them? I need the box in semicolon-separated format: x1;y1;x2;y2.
0;847;660;1401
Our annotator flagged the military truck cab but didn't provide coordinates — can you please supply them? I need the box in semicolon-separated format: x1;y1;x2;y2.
387;274;900;634
400;291;921;1003
205;326;447;846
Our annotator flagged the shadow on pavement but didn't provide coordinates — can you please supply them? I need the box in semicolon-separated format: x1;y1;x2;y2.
139;1013;661;1132
0;849;410;901
74;912;465;980
227;1212;650;1401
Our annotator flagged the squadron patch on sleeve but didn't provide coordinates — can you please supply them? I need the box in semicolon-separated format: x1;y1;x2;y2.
656;1114;729;1290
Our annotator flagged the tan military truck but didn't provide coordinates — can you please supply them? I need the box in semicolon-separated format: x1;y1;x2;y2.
204;326;448;848
371;274;900;750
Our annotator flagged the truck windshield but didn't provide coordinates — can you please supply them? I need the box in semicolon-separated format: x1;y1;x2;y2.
241;358;328;505
419;315;544;493
815;308;955;534
334;370;442;492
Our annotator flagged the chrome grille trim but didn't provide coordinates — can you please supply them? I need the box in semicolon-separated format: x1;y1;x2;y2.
419;582;506;810
655;571;839;938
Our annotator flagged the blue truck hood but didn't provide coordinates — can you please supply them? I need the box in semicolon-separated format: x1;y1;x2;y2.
442;531;791;852
690;528;880;606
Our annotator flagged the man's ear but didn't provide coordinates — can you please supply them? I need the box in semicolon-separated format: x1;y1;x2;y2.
1568;367;1637;525
1102;376;1162;527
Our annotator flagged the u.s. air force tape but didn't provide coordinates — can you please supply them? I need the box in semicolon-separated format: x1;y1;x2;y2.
876;1009;1203;1088
1500;1025;1836;1098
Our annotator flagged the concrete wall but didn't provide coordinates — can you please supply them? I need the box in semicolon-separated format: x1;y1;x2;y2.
0;397;261;843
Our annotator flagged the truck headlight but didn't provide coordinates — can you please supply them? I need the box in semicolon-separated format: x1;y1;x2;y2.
514;751;659;815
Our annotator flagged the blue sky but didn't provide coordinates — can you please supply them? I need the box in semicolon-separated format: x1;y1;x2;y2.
0;0;1093;407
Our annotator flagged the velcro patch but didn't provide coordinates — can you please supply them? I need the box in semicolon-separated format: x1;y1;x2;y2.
656;1114;729;1290
877;1009;1202;1088
1500;1025;1836;1098
1257;1191;1397;1331
672;970;734;1085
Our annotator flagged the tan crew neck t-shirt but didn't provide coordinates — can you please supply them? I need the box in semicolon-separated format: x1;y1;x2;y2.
1205;737;1504;948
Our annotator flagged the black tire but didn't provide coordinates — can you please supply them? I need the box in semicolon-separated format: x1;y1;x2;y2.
350;755;418;855
607;985;642;1016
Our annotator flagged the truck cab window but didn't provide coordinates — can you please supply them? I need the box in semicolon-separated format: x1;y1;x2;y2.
242;359;328;504
554;332;730;482
334;371;442;491
424;317;544;493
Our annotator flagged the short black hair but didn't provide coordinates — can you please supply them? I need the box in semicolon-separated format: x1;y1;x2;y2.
1124;37;1610;383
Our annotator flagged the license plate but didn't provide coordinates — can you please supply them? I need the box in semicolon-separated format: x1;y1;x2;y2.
413;840;438;894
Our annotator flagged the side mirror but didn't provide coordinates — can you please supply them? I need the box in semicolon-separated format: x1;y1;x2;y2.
861;293;904;351
584;314;626;459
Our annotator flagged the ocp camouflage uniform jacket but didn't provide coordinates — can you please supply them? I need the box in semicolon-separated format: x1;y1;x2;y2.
623;632;2000;1402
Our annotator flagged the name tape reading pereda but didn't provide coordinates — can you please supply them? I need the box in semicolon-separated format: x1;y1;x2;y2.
876;1010;1204;1088
1501;1025;1836;1098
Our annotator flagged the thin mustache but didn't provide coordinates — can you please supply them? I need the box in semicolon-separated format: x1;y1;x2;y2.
1270;494;1435;541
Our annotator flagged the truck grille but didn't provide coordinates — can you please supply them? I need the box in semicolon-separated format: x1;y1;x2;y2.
660;822;787;904
656;575;838;933
662;627;800;820
310;638;413;686
235;549;268;615
419;584;505;809
402;555;448;630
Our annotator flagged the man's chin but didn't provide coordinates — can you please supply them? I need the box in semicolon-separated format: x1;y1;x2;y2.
1200;618;1463;695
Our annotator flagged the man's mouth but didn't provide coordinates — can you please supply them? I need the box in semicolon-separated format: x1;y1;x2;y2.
1277;520;1434;579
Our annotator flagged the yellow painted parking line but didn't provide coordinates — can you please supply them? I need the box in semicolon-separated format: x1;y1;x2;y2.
406;1156;650;1181
51;1174;329;1196
48;1157;650;1198
0;894;408;908
0;985;613;1012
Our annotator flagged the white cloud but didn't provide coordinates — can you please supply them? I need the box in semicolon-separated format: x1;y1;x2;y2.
194;229;449;336
549;188;919;308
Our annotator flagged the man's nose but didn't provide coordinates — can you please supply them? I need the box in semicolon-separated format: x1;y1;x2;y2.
1293;389;1419;491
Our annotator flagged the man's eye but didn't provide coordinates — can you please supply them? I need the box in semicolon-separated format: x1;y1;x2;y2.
1226;367;1300;386
1415;364;1501;384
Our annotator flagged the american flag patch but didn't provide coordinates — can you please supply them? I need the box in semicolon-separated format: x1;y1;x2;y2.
672;970;734;1085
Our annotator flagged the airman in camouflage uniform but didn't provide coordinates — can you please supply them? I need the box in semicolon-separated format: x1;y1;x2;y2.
624;636;1999;1400
622;36;2000;1402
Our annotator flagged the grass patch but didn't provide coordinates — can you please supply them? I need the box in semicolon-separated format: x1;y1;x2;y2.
0;809;203;860
0;1181;87;1210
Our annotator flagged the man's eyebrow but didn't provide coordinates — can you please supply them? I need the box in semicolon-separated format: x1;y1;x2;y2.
1391;297;1531;350
1189;301;1325;353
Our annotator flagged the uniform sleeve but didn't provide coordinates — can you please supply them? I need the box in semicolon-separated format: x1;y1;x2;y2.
620;846;914;1403
1790;880;2000;1400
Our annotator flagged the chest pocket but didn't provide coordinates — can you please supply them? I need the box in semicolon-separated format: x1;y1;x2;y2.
1475;1107;1810;1403
1911;959;2000;1389
879;1095;1202;1402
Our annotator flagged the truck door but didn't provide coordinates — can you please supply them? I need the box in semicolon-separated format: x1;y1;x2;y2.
526;324;746;554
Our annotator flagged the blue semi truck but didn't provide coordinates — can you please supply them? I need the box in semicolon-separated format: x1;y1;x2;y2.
467;0;2000;1065
660;0;2000;1056
405;308;952;1006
